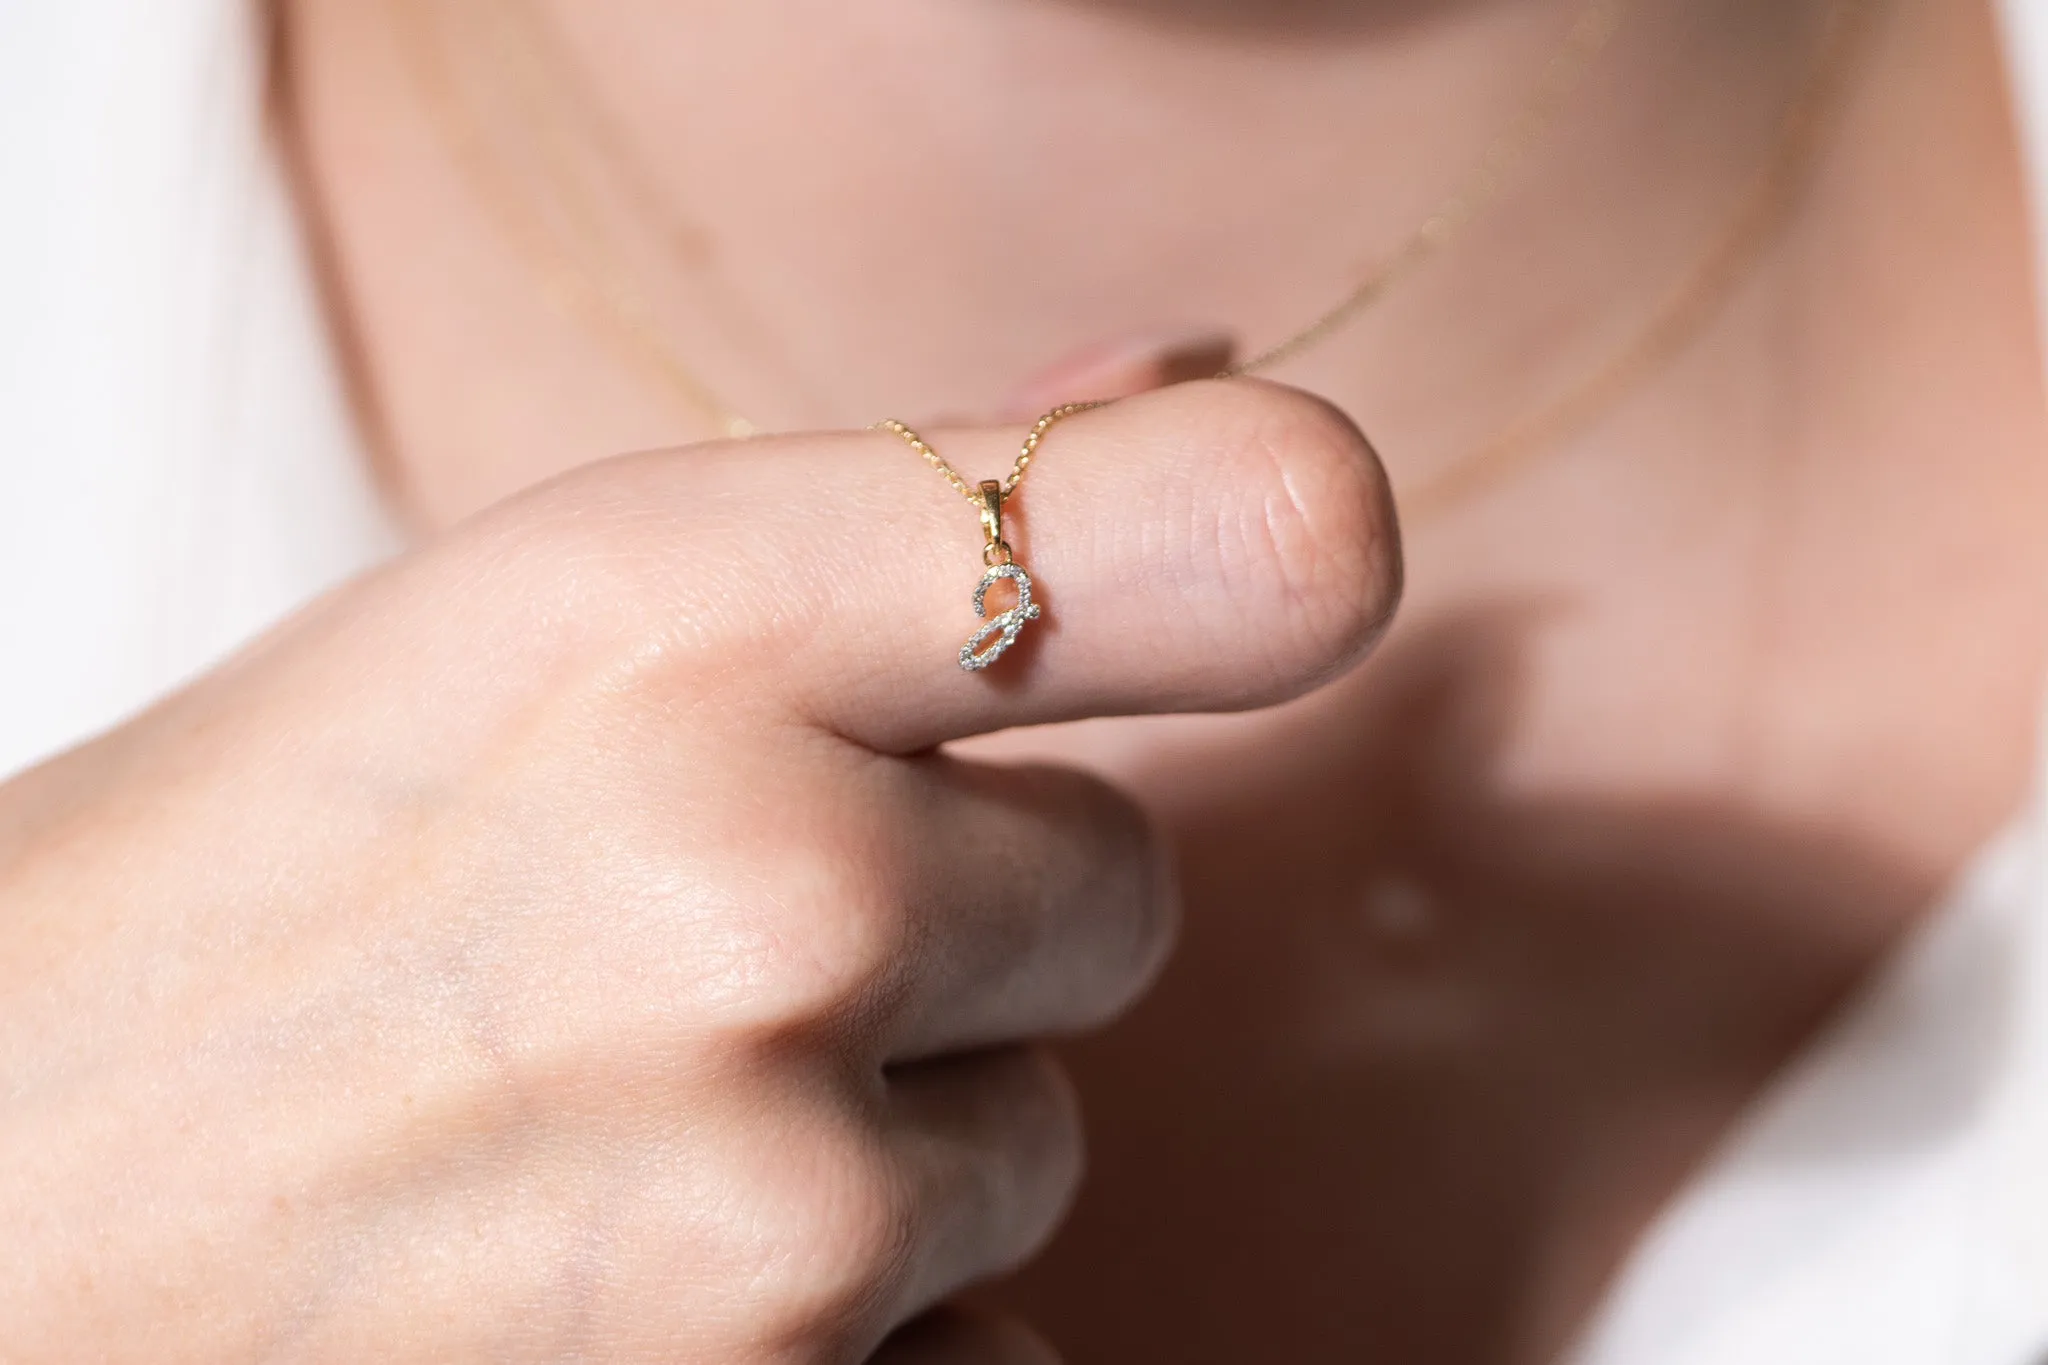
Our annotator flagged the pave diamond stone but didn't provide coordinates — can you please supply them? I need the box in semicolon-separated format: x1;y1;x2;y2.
959;563;1043;672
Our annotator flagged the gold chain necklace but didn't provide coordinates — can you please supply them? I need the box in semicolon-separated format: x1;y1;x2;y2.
873;0;1875;672
1403;0;1878;518
387;0;1879;671
393;0;1635;442
876;403;1104;671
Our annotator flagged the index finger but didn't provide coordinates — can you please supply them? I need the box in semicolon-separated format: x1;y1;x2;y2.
538;379;1402;753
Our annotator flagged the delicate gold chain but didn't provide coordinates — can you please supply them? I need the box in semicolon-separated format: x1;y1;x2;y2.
396;0;1632;439
875;0;1870;521
1401;0;1877;517
386;0;1877;517
875;401;1107;510
1223;0;1633;378
388;0;762;437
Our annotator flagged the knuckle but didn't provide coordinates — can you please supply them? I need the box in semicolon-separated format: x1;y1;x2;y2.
985;765;1179;1034
752;1127;915;1347
706;833;914;1037
1064;775;1180;1017
985;1049;1087;1272
1205;380;1405;687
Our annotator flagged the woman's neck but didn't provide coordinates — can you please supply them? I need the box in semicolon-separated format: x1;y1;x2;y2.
280;0;1824;525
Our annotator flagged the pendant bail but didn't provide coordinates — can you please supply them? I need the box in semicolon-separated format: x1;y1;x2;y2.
979;480;1012;566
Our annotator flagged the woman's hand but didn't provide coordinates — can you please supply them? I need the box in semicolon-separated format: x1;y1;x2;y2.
0;381;1396;1363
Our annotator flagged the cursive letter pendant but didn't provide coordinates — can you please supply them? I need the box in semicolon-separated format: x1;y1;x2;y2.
875;403;1098;674
957;478;1043;672
960;563;1043;672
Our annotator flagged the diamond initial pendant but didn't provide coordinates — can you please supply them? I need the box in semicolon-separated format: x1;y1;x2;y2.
874;403;1096;674
960;562;1042;672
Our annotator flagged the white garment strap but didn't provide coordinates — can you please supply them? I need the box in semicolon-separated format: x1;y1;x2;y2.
0;0;397;778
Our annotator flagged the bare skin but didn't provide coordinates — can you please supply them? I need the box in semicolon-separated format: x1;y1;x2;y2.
63;0;2048;1358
